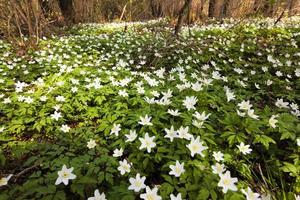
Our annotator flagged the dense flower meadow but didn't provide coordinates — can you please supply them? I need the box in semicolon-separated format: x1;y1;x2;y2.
0;18;299;200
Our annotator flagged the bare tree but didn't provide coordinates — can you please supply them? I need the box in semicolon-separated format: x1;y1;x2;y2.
58;0;74;23
208;0;217;17
150;0;163;18
288;0;298;16
221;0;230;18
174;0;192;36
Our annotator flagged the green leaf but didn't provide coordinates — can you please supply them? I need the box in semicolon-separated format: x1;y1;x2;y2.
53;191;66;200
197;188;210;200
253;135;276;149
105;173;114;185
280;130;295;140
281;162;297;176
77;176;97;184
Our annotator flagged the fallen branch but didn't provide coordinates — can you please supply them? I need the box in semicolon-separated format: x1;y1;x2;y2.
12;163;40;182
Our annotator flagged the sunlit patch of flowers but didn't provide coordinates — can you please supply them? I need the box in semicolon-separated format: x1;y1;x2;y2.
0;17;299;200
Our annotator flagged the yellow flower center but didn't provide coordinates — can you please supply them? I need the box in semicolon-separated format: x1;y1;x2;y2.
135;181;141;187
62;172;69;178
223;178;230;186
146;194;155;200
0;178;6;185
175;167;181;174
191;144;199;151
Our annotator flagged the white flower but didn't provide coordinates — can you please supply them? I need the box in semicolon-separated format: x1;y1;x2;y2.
144;97;156;104
266;80;273;86
118;159;131;175
125;130;137;142
241;187;261;200
217;171;238;193
183;96;198;111
118;89;128;97
297;138;300;147
18;95;25;102
164;126;177;142
51;111;62;121
295;194;300;200
113;148;124;157
169;161;185;177
193;111;211;121
110;123;121;136
40;96;47;102
56;95;65;102
60;124;70;133
269;115;278;128
140;186;162;200
167;109;181;116
137;86;145;94
247;109;259;120
139;133;156;153
53;105;61;111
71;87;78;93
295;68;300;77
3;97;11;104
237;109;246;117
225;89;235;102
151;91;160;97
138;115;153;126
261;193;272;200
275;98;289;109
24;97;34;104
290;103;299;111
186;136;208;157
55;165;76;185
177;126;192;140
237;142;252;155
0;174;13;186
212;163;226;175
275;71;282;77
192;120;204;128
213;151;224;162
128;173;146;192
238;100;252;111
192;82;203;91
87;189;106;200
87;139;97;149
0;127;5;132
262;66;268;72
170;193;182;200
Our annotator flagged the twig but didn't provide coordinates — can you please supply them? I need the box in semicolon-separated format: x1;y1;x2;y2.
12;163;40;182
274;0;290;25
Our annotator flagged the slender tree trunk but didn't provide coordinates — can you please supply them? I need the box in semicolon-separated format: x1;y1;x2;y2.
288;0;296;16
150;0;163;18
208;0;217;17
263;0;276;17
221;0;230;18
174;0;192;36
58;0;74;23
253;0;263;13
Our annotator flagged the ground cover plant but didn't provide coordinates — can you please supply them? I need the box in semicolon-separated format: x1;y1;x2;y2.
0;18;299;200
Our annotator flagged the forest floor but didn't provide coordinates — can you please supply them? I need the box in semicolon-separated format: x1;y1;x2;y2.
0;18;299;200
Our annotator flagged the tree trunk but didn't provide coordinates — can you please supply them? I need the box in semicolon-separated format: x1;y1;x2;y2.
150;0;163;18
198;0;206;19
263;0;276;17
58;0;74;23
288;0;297;16
208;0;217;17
221;0;230;18
253;0;263;13
174;0;192;36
